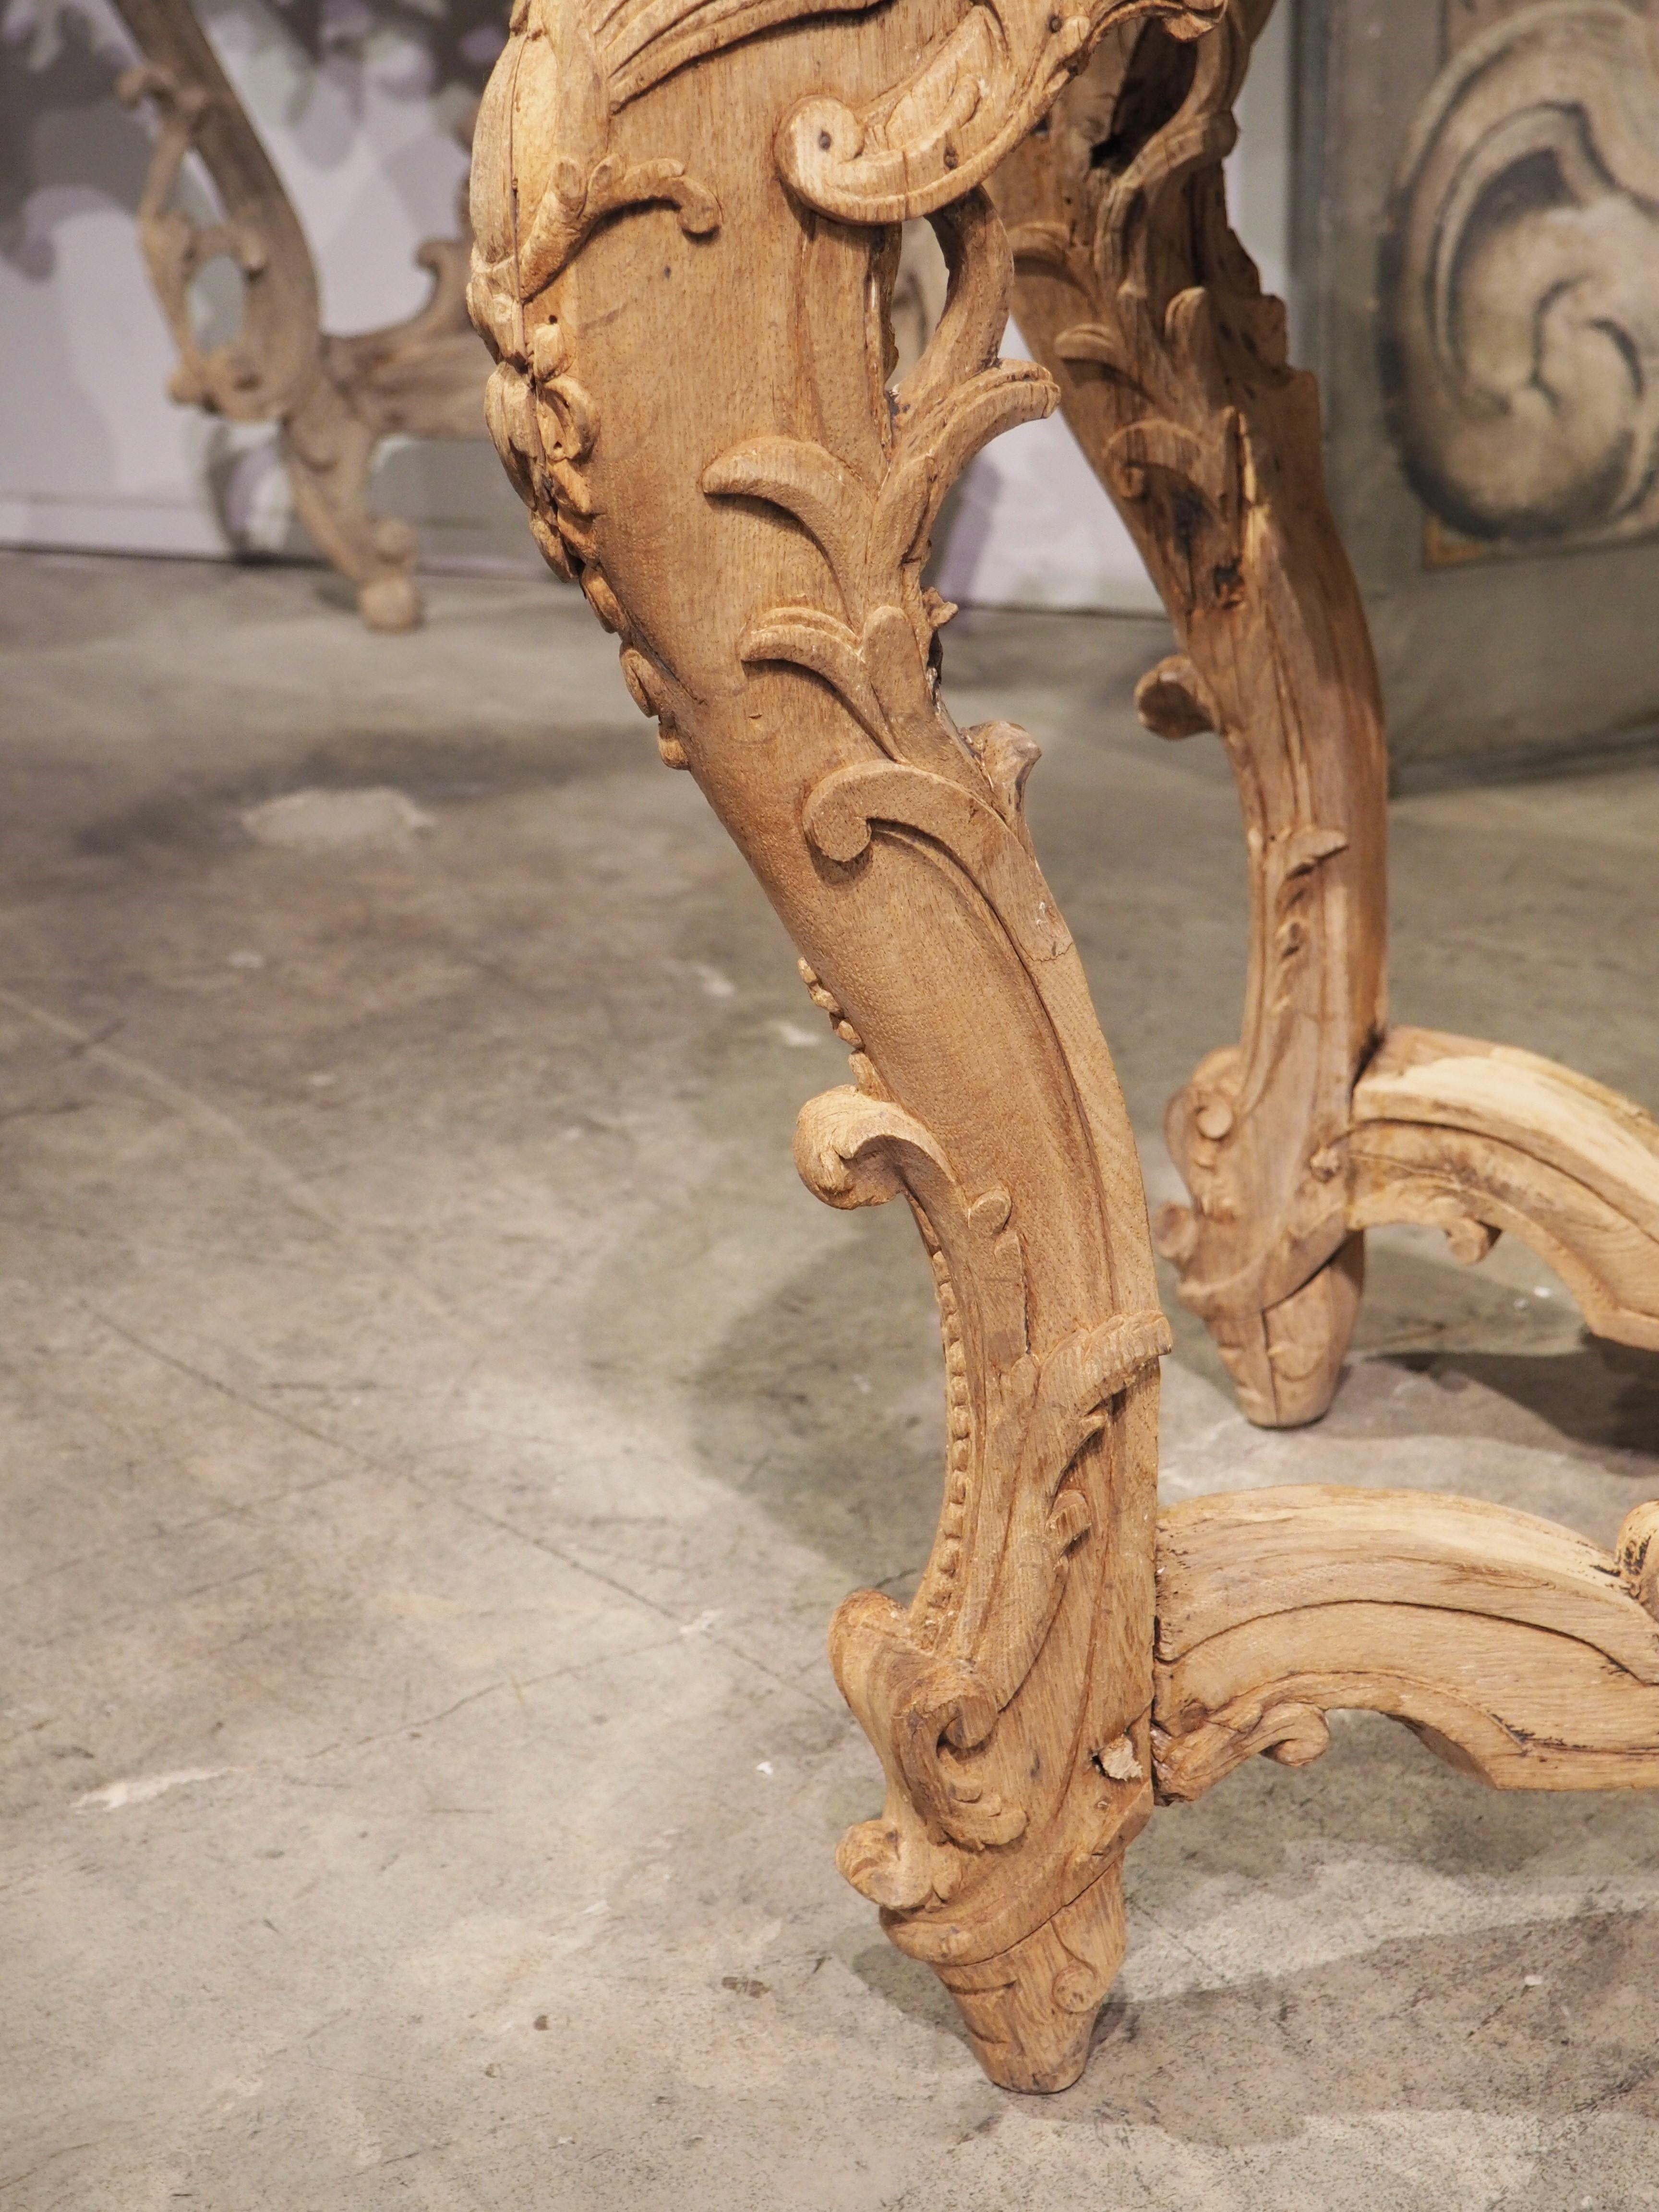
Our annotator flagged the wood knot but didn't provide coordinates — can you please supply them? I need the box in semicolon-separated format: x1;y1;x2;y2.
1135;654;1219;741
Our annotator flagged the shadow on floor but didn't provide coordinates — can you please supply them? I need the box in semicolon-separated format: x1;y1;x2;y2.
1076;1907;1659;2148
1325;1332;1659;1471
688;1204;948;1591
847;1722;1659;2163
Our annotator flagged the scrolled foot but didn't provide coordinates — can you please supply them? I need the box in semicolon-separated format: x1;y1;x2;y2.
1183;1230;1364;1430
934;1863;1128;2093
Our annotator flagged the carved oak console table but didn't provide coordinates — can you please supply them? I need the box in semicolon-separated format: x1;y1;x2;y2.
465;0;1659;2095
112;0;491;631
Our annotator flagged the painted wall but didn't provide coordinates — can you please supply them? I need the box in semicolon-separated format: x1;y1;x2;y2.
0;0;1292;608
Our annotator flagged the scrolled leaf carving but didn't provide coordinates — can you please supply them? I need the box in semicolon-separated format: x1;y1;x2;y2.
704;192;1057;794
467;0;756;304
801;763;1074;961
776;0;1228;225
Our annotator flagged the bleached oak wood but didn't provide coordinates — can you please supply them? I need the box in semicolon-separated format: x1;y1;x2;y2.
994;0;1659;1425
467;0;1232;2093
468;0;1659;2095
1350;1028;1659;1350
991;0;1385;1426
1154;1487;1659;1798
113;0;491;631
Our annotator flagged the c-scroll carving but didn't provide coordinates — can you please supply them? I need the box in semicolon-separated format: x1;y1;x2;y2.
112;0;493;632
997;0;1659;1424
797;1082;1167;1913
776;0;1226;226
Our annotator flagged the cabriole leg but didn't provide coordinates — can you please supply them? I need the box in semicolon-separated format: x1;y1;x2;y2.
997;1;1659;1424
465;0;1230;2089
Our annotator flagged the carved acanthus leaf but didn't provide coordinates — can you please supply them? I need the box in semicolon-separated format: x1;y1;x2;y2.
802;761;1073;962
737;610;887;745
1054;320;1142;385
521;156;719;299
776;0;1227;225
707;194;1058;803
471;0;741;301
705;375;1051;623
703;438;878;607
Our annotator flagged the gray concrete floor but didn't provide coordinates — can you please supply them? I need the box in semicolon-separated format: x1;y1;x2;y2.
3;548;1659;2211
